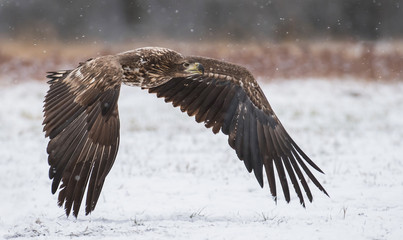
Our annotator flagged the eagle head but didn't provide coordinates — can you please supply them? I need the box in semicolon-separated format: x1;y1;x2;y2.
120;47;204;87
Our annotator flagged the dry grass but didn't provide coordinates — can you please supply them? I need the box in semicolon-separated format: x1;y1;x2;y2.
1;39;402;83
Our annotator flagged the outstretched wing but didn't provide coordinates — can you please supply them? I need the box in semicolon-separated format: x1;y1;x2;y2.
43;57;122;217
148;67;328;206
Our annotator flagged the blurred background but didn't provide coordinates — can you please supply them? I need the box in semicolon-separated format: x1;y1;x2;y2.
1;0;402;82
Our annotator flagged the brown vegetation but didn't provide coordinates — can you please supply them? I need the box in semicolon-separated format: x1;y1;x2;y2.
0;39;402;83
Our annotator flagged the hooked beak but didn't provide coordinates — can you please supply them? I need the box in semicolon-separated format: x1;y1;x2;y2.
185;62;204;75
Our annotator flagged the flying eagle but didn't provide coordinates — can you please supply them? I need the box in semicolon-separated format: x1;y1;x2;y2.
43;47;328;217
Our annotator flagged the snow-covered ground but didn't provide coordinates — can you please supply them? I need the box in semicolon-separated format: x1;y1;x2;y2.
0;79;402;240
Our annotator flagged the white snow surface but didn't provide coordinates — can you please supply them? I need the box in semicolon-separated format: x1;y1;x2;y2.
0;79;402;239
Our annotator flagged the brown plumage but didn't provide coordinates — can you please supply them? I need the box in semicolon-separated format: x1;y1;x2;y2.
43;47;328;217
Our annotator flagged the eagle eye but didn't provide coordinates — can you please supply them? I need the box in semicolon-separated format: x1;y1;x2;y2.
182;62;190;68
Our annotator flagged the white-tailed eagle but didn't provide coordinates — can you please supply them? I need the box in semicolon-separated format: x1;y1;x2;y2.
43;47;328;217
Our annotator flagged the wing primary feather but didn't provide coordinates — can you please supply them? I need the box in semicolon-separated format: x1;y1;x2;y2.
282;156;305;206
227;105;240;149
63;138;92;216
291;147;329;197
286;132;324;174
268;127;290;202
263;125;277;200
101;140;119;179
221;86;240;135
85;145;104;214
72;142;96;217
289;151;313;202
256;121;270;189
275;130;313;202
241;102;252;172
234;104;246;160
272;129;304;205
228;90;247;150
88;145;112;214
275;156;290;202
249;113;264;187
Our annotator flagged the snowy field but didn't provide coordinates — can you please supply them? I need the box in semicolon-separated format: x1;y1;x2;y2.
0;79;402;240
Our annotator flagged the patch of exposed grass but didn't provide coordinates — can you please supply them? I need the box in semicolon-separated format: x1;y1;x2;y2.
1;39;402;83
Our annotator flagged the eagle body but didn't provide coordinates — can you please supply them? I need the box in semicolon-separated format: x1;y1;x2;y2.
43;47;327;217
